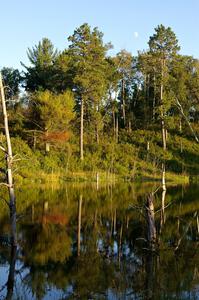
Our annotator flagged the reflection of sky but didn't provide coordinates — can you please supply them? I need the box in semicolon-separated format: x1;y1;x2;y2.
0;262;67;300
0;183;199;299
0;265;9;297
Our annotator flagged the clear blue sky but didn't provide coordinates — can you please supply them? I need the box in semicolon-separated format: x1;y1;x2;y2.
1;0;199;70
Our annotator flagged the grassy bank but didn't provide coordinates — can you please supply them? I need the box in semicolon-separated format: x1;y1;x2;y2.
0;129;197;186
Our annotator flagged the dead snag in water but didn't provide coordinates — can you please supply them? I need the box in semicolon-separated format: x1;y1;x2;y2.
146;193;156;250
0;72;17;246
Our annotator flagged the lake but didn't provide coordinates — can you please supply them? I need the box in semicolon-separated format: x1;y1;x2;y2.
0;182;199;299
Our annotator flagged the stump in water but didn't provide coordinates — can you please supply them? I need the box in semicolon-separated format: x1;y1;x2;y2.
146;193;156;249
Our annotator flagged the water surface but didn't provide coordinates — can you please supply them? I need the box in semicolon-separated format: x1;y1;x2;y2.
0;182;199;299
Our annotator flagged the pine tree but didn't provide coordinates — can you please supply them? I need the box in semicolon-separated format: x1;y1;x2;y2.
67;23;111;160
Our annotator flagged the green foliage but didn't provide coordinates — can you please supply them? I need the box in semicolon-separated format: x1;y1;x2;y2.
31;90;75;132
1;67;21;99
148;24;180;58
1;23;199;182
22;38;58;92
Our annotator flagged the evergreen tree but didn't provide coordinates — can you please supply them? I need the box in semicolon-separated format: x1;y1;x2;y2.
114;50;133;129
22;38;58;92
148;24;180;150
67;23;111;160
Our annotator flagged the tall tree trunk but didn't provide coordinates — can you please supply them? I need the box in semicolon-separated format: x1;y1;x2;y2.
162;163;166;191
153;71;156;121
113;110;116;137
96;103;100;144
160;89;166;151
122;79;126;127
160;59;167;151
116;114;119;143
179;118;183;154
0;73;17;246
96;124;99;144
45;133;50;152
80;98;84;160
112;99;116;139
160;60;167;193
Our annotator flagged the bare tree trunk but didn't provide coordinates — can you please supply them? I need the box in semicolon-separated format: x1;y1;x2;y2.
160;99;166;151
179;118;183;155
162;163;166;192
116;114;118;143
160;60;167;194
42;201;48;226
0;73;17;246
176;98;199;143
80;98;84;160
146;193;156;249
128;120;131;132
122;79;126;127
153;71;156;121
113;109;116;137
77;194;83;256
160;188;166;235
197;215;199;235
96;172;99;190
96;124;99;144
160;60;167;151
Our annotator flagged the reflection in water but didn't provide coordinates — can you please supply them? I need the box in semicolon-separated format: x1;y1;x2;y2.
77;194;82;256
5;244;17;300
0;182;199;299
145;192;156;249
0;200;17;300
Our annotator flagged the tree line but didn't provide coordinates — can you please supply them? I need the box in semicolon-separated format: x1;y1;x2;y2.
1;23;199;179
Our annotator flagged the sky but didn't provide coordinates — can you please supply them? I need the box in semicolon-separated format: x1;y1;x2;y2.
1;0;199;70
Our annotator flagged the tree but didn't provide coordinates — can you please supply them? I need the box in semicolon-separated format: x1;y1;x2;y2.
0;72;17;246
22;38;58;92
0;68;25;137
114;50;133;129
29;90;75;151
52;50;74;93
148;25;180;189
148;24;180;151
67;23;111;160
0;67;21;99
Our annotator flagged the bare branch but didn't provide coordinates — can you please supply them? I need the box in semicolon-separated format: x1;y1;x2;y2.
0;145;6;153
175;98;199;143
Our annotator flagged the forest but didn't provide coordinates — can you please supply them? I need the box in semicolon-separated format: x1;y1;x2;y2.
1;23;199;183
1;21;199;300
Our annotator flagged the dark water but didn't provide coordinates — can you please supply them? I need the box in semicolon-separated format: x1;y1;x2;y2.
0;182;199;300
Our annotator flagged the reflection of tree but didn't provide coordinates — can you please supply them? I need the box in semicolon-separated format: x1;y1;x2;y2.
22;223;72;265
0;183;199;299
77;194;82;256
